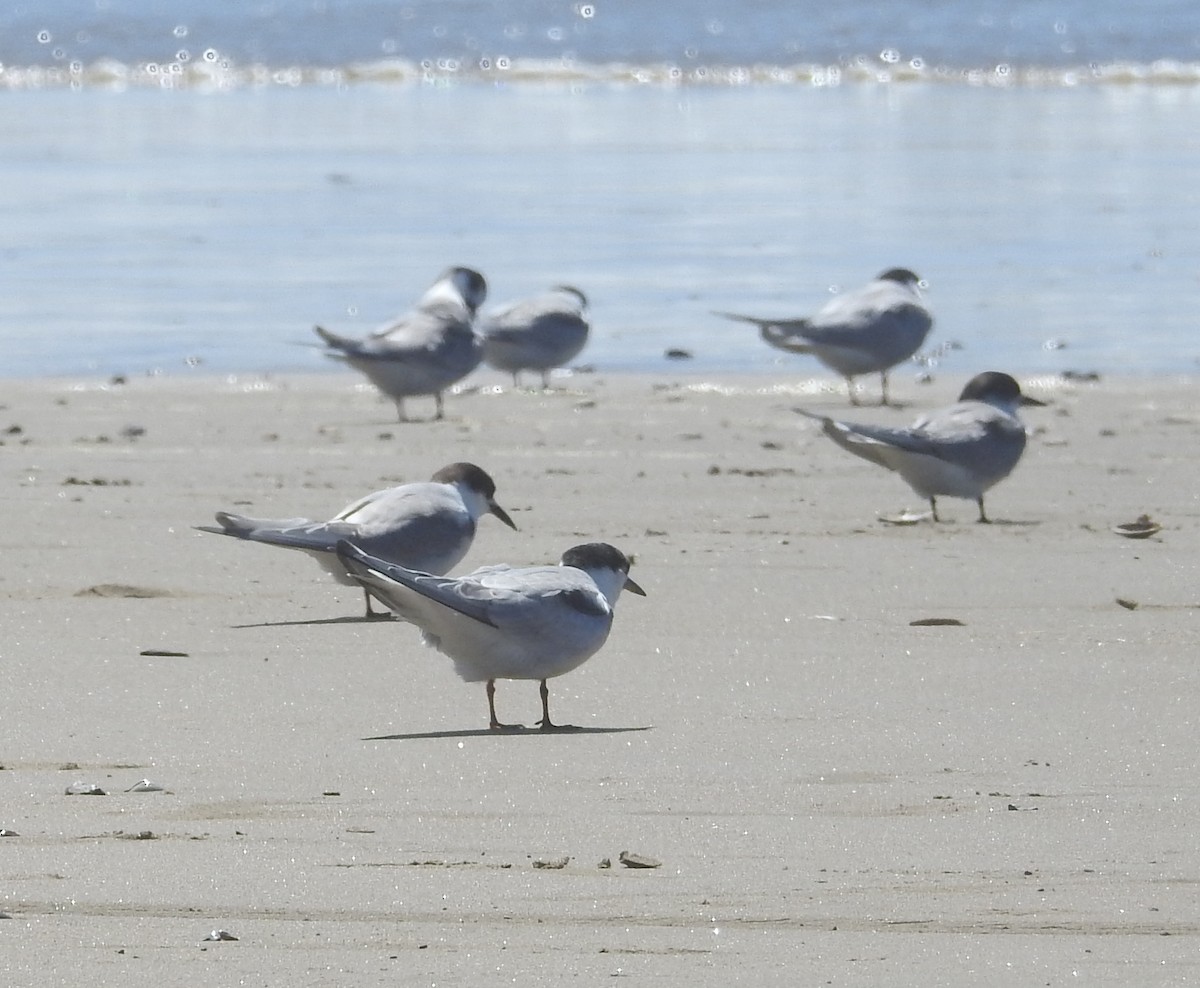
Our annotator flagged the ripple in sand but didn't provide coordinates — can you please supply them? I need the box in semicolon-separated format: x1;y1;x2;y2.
75;584;174;599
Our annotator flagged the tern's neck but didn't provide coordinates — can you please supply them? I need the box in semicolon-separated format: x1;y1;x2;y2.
454;483;491;522
586;567;630;607
979;396;1022;417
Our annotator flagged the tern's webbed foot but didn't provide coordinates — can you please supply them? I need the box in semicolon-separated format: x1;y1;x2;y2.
537;719;581;732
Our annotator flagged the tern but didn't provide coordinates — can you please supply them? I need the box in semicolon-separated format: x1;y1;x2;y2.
717;267;933;405
480;285;590;389
337;540;645;730
198;462;516;617
796;371;1044;522
314;266;487;422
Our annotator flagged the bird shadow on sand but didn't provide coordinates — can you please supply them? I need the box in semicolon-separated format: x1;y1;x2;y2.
885;516;1043;528
231;615;390;629
365;725;653;741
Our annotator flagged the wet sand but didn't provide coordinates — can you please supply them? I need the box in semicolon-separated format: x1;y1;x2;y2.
2;368;1198;984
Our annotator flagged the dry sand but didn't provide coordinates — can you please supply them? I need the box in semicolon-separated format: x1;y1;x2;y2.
1;369;1198;985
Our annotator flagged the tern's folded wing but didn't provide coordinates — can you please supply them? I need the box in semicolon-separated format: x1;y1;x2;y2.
336;540;499;627
482;295;555;329
713;310;811;332
796;409;942;472
800;301;930;346
826;421;939;468
198;512;355;552
330;487;394;521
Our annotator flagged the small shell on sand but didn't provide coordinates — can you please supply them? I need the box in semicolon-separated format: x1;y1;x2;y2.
618;850;662;869
879;509;933;525
202;929;239;942
126;779;166;792
1112;515;1161;539
65;782;106;796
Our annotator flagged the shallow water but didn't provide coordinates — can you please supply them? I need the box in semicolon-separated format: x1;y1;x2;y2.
4;0;1199;75
2;79;1197;381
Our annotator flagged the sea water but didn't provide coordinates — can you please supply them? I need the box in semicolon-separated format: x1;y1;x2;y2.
2;1;1198;379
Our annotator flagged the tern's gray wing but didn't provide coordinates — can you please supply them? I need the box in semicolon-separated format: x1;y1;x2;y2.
371;301;474;344
334;482;462;529
725;279;932;374
799;402;1026;476
468;563;611;618
911;401;1028;446
719;306;930;373
319;308;472;359
333;484;475;574
337;541;502;627
483;293;563;328
199;512;358;553
713;310;811;334
338;542;609;625
315;316;481;397
714;311;822;361
482;306;588;344
803;298;930;345
329;486;393;522
480;294;590;372
813;418;945;472
795;300;932;375
907;402;1030;476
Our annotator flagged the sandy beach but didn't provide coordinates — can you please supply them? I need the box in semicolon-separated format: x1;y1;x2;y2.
2;368;1198;985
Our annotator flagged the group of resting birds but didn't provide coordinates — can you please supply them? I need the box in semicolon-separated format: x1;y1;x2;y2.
716;266;1044;524
311;264;926;422
199;463;645;731
207;266;1043;729
314;267;590;422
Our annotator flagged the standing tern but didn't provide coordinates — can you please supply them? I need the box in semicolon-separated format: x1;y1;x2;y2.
480;285;590;389
337;540;645;730
796;371;1045;523
314;266;487;422
197;462;517;618
717;268;933;406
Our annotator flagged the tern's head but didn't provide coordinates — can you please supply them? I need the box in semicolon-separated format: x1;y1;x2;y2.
549;285;589;312
958;371;1046;413
876;267;924;291
560;542;646;604
447;267;488;313
432;462;517;530
419;267;488;316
